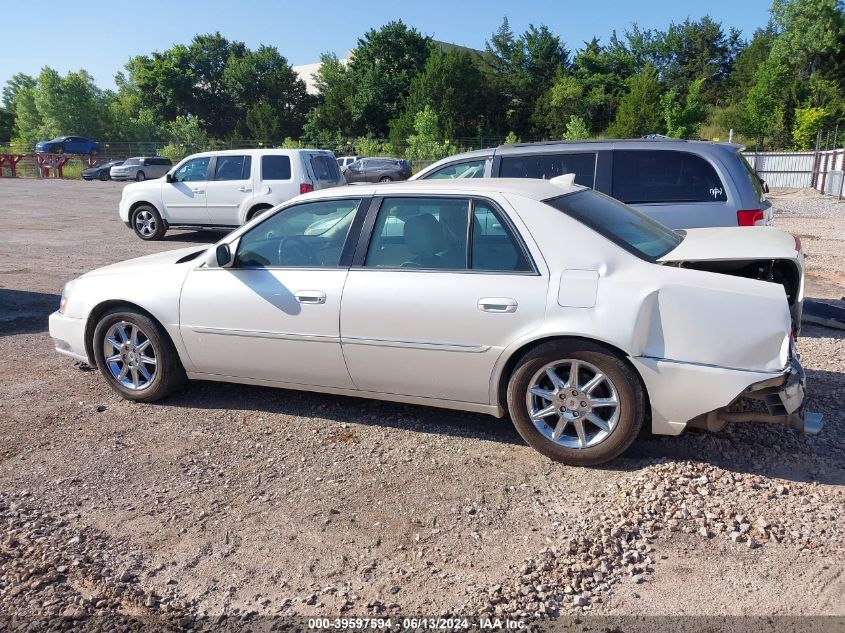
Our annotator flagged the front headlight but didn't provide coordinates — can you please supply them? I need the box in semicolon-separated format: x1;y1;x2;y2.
59;280;75;314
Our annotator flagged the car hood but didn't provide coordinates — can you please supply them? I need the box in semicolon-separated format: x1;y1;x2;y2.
82;247;207;278
659;227;800;263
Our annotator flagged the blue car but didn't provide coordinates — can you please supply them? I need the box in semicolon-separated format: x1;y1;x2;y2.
35;136;101;156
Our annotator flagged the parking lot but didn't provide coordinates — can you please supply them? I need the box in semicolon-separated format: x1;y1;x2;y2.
0;179;843;625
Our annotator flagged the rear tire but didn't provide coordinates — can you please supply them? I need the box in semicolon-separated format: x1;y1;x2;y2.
506;341;645;466
92;308;186;403
378;176;392;183
98;170;109;181
246;204;272;223
131;204;166;241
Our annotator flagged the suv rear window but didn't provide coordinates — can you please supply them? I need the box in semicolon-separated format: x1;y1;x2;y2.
545;190;682;260
612;150;727;204
310;155;341;181
262;155;292;180
500;152;596;188
739;154;765;202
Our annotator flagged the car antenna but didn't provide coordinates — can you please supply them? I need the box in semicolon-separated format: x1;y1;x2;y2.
549;173;576;188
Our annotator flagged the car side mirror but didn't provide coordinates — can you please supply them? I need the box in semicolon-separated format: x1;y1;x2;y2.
216;244;232;267
165;173;174;183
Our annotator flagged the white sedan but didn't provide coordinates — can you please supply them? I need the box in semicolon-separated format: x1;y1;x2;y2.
49;178;822;465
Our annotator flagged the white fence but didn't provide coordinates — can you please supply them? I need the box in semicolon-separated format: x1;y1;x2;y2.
743;149;845;197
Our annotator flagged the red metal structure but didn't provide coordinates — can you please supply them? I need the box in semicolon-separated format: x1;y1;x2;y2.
0;153;102;178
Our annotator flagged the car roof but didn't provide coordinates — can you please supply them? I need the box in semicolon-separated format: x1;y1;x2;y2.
307;178;582;201
186;148;333;158
497;138;744;154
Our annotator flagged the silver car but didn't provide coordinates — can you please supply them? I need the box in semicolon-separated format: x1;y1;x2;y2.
413;140;771;230
111;156;173;182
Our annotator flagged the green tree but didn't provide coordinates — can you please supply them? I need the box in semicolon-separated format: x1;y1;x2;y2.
303;53;356;140
662;78;707;138
405;106;457;161
744;58;790;145
792;106;829;148
484;18;570;136
2;73;36;111
244;100;280;140
128;32;247;138
535;75;584;137
224;45;312;139
396;48;492;140
0;108;13;142
607;65;664;137
563;115;590;140
345;21;432;136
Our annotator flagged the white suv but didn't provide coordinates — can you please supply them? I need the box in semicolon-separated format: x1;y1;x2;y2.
119;149;345;240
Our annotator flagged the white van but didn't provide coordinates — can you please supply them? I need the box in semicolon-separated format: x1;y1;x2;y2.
118;149;346;240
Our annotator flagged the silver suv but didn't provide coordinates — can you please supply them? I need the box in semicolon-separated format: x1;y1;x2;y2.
413;140;771;229
111;156;173;182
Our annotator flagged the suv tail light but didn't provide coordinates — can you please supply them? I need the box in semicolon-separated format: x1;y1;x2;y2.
737;209;764;226
793;234;802;252
300;182;314;195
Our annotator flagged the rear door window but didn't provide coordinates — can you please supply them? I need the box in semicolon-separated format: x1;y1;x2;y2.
310;154;341;181
499;152;596;188
471;201;532;272
214;155;250;181
612;150;727;204
261;155;292;181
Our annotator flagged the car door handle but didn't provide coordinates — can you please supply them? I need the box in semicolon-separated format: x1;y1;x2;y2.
295;290;327;304
478;297;518;313
191;188;205;194
237;186;252;192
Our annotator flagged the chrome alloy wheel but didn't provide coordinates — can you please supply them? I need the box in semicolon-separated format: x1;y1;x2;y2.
525;359;620;449
134;210;156;237
103;321;157;390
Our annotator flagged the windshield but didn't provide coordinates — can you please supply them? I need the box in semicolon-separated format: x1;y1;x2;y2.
544;190;682;260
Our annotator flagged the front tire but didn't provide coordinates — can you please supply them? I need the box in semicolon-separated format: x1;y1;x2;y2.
135;170;146;182
131;205;166;241
92;308;186;402
378;176;392;183
506;341;645;466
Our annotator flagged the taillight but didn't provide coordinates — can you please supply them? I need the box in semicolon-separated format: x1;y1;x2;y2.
300;182;314;195
736;209;764;226
793;234;802;252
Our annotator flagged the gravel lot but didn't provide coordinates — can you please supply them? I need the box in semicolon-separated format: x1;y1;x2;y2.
0;179;842;629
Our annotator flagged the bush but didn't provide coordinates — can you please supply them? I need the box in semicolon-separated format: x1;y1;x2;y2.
563;116;590;140
792;106;828;149
405;107;458;161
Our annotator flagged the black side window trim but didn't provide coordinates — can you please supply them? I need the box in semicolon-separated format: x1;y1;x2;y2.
350;194;539;274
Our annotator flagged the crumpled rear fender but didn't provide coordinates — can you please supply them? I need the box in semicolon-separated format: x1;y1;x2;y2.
631;274;791;373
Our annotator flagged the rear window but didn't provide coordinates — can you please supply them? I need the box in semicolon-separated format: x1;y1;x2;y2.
149;157;172;166
545;190;682;260
739;154;765;202
311;155;341;181
261;155;292;180
500;152;596;188
612;150;727;204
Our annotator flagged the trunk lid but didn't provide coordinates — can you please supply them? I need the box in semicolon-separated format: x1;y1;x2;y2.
658;226;799;264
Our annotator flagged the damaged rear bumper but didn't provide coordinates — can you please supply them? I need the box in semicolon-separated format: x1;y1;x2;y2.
702;354;823;434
